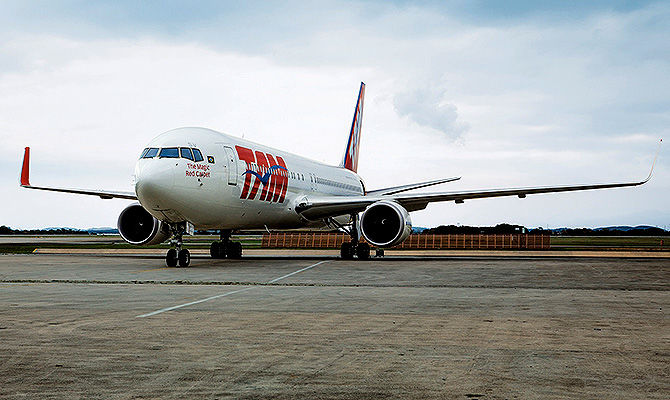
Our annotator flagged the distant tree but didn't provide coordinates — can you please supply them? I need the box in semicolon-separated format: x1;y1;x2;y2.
422;223;527;235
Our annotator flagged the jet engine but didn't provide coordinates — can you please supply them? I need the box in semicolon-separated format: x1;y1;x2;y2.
117;203;170;245
359;200;412;247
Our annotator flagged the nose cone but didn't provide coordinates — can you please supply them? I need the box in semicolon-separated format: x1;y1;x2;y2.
135;160;176;210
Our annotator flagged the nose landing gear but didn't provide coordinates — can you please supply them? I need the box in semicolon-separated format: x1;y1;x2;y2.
210;230;243;259
166;223;191;267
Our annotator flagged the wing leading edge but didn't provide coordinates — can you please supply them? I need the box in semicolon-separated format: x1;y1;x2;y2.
20;147;137;200
297;141;661;220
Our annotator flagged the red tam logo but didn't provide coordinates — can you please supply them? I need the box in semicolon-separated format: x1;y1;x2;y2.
235;146;288;203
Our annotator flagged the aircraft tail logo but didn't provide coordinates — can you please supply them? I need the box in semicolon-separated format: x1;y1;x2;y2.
341;82;365;173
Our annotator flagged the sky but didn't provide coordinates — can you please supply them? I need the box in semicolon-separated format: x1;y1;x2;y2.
0;0;668;230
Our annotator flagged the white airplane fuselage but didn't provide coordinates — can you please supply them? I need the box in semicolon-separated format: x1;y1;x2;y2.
135;127;363;230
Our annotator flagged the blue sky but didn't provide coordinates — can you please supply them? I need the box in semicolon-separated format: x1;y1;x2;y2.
1;1;668;229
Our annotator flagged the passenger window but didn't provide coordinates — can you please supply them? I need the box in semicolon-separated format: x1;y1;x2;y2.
180;148;194;161
192;148;204;162
143;148;159;158
159;147;179;158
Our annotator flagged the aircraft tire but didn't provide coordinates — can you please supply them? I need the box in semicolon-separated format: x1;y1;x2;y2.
356;243;370;260
226;242;242;259
210;242;220;258
210;242;226;259
340;242;354;259
178;249;191;267
166;249;178;267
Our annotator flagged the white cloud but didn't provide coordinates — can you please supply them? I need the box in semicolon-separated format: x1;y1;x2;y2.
393;85;468;140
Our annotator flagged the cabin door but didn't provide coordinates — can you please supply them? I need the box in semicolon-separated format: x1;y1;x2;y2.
223;146;238;186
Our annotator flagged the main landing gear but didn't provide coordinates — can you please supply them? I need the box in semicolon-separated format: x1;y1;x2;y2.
166;223;191;268
340;241;370;260
209;230;243;259
332;214;371;260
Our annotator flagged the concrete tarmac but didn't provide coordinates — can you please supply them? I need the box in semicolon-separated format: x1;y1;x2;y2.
0;253;668;399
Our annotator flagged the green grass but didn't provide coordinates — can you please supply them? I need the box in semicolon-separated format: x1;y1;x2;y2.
551;236;670;250
0;236;263;254
0;244;41;254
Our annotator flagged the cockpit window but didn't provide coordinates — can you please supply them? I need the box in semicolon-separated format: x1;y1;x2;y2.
159;147;179;158
140;148;149;159
180;147;194;161
192;148;204;162
143;148;159;158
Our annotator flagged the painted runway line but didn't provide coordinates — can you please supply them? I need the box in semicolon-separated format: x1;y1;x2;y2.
267;260;331;283
136;260;330;318
136;287;255;318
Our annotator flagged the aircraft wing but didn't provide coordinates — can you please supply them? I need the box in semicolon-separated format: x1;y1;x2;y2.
19;147;138;200
365;177;461;196
296;142;660;220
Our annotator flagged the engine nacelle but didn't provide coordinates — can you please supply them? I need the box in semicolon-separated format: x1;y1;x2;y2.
359;200;412;248
117;203;170;245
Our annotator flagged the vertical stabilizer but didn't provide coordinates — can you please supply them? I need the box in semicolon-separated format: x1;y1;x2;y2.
341;82;365;172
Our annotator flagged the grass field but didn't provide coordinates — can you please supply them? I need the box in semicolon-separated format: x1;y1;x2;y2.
0;235;262;254
551;236;670;250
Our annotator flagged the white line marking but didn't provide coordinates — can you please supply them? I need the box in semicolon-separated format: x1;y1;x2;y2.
136;287;255;318
136;260;330;318
267;260;330;283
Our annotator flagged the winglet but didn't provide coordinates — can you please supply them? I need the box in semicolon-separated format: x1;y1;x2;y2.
20;147;31;187
643;138;662;183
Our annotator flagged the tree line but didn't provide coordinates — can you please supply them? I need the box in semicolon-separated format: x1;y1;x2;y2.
420;224;668;236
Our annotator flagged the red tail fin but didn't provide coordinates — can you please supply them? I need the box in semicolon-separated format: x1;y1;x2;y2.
341;82;365;172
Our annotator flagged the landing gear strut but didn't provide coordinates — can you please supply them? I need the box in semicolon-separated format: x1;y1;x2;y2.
166;223;190;267
210;230;243;259
333;214;371;260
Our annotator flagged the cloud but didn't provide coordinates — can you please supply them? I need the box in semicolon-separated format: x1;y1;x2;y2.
393;85;468;140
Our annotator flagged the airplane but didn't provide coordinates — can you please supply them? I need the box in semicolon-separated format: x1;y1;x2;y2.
19;82;661;267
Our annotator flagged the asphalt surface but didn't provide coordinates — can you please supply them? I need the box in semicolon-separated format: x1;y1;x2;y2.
0;253;668;399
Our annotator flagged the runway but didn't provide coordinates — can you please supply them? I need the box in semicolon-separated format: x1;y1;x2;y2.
0;253;668;399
